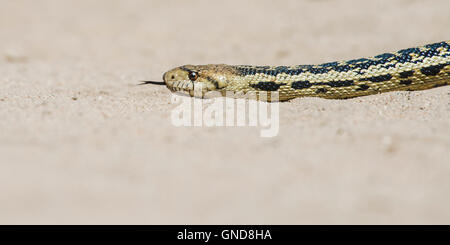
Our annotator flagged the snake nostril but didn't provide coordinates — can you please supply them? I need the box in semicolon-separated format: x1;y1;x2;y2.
171;75;175;79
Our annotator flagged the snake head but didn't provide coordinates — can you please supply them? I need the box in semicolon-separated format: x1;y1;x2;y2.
163;64;235;97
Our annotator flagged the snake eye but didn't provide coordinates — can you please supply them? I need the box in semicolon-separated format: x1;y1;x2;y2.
188;71;198;81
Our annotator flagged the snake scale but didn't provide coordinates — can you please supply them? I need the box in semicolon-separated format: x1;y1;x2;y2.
145;41;450;101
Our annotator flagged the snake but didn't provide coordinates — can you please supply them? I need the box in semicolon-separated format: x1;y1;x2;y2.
143;41;450;101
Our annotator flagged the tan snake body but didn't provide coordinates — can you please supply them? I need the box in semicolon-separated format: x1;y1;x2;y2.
154;41;450;101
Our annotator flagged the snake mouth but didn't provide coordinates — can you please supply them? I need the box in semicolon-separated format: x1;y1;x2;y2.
166;80;209;97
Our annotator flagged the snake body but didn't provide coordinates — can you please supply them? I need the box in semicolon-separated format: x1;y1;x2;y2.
161;41;450;101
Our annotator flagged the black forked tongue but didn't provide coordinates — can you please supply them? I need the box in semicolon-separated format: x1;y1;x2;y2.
139;81;165;85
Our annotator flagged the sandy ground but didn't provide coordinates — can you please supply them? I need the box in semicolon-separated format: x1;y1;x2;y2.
0;0;449;224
